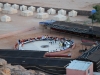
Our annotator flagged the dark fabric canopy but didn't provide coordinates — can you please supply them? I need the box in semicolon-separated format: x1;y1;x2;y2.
77;44;100;60
44;21;100;36
0;49;72;67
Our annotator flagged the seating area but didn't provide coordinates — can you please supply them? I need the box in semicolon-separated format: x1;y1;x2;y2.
14;35;75;58
15;35;74;53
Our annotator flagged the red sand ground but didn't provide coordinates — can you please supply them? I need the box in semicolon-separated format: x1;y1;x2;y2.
0;0;98;59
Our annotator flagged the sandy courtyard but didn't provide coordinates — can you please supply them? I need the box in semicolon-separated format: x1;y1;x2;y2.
0;11;89;58
0;0;98;59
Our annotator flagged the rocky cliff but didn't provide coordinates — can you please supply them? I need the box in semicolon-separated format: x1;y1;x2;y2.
0;58;48;75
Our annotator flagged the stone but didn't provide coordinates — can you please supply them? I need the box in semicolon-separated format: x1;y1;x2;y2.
0;58;47;75
0;58;7;66
0;71;6;75
2;68;11;75
38;72;46;75
6;65;26;71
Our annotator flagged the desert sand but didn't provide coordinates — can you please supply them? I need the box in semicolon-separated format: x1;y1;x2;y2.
0;1;99;75
0;0;99;59
2;0;100;10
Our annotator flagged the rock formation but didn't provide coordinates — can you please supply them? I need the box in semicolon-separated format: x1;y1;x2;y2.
0;58;48;75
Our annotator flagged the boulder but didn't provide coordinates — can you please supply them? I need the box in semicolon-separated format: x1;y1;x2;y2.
0;71;6;75
6;65;26;71
0;58;7;66
2;68;11;75
11;70;36;75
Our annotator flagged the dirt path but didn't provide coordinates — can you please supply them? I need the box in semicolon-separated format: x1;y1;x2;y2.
0;27;36;39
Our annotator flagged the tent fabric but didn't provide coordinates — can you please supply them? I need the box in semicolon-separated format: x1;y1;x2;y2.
36;13;49;19
37;7;45;13
58;9;66;15
21;10;33;16
20;5;27;11
4;3;11;9
2;8;8;13
44;21;100;36
68;10;78;17
0;50;47;58
0;8;2;11
0;3;3;8
7;7;18;14
52;14;67;21
12;4;19;9
47;8;56;15
91;9;96;14
28;6;35;12
1;15;11;22
2;7;17;14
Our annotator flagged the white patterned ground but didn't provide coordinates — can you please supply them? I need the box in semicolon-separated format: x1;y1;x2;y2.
21;40;70;51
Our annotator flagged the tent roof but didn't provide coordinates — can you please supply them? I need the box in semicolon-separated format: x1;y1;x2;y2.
59;9;65;11
21;5;27;7
71;10;77;13
29;6;35;8
13;4;17;5
13;4;18;6
1;15;10;18
0;50;72;67
5;3;10;5
44;21;100;36
38;7;44;9
22;10;32;13
23;10;31;12
49;8;55;10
